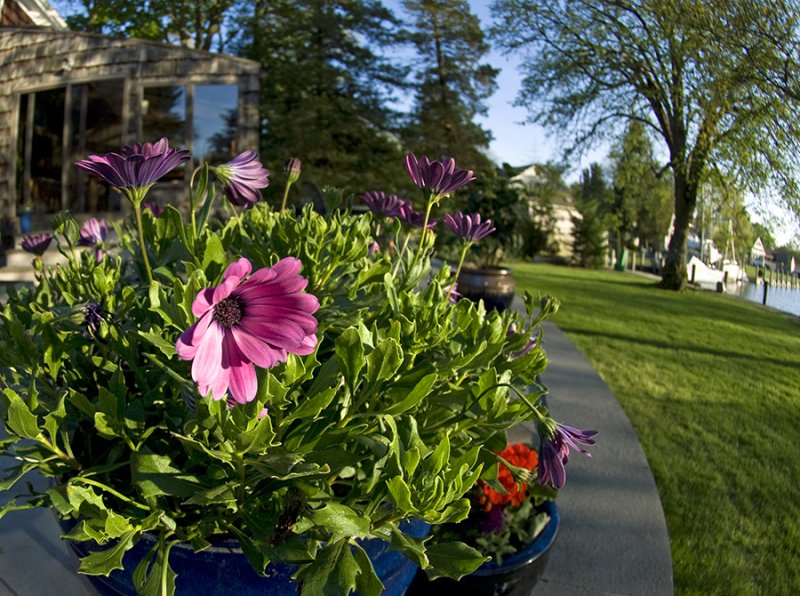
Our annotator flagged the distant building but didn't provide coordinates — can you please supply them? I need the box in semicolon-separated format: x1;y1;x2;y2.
751;237;766;266
0;0;260;240
511;164;579;258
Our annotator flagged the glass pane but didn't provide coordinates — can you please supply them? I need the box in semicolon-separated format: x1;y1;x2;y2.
142;86;187;181
142;86;186;145
193;84;238;163
31;88;65;214
70;80;125;212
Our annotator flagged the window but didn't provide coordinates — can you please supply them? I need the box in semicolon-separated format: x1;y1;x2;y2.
17;88;66;214
193;84;238;163
142;86;187;181
71;80;125;212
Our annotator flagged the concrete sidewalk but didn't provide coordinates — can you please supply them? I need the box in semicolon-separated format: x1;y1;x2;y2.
510;319;673;595
0;320;673;595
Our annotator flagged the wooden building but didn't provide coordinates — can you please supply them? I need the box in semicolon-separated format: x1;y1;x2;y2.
0;3;260;239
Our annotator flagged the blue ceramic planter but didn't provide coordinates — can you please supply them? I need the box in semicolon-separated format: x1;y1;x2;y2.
408;500;559;596
19;211;32;235
63;518;429;595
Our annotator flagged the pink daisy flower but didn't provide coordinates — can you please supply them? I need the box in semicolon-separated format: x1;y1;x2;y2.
176;257;319;404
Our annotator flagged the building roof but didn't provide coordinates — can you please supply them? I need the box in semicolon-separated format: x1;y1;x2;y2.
0;0;67;29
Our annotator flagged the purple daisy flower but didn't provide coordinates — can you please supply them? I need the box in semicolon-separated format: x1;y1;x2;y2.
362;191;406;218
77;217;108;246
143;201;164;217
399;202;438;229
83;302;106;338
215;151;270;207
75;138;190;197
176;257;319;405
405;154;475;197
21;232;53;256
444;211;496;243
538;421;598;489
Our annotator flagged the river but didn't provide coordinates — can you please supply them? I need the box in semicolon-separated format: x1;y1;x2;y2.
721;282;800;317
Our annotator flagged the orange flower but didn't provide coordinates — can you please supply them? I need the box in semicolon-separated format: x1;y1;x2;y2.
480;444;539;508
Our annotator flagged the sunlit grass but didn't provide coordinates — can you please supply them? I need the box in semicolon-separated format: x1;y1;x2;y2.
513;262;800;595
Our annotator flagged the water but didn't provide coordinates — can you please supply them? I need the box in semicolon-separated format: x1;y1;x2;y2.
710;282;800;317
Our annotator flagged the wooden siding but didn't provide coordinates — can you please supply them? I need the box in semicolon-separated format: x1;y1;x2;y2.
0;28;260;221
0;0;35;27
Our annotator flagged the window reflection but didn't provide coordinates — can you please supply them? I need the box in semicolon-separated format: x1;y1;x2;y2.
71;80;124;212
142;86;187;144
194;84;238;163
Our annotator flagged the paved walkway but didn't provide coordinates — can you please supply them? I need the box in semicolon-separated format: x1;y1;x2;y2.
510;318;673;595
0;310;673;595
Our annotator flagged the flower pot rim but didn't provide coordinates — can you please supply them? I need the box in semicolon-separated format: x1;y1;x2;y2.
470;499;559;576
460;265;514;274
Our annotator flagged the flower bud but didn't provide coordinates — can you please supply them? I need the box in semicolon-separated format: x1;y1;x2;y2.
284;158;302;185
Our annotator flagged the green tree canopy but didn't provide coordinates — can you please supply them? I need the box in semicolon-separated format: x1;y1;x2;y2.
400;0;498;175
492;0;800;289
236;0;411;197
609;121;673;252
63;0;237;50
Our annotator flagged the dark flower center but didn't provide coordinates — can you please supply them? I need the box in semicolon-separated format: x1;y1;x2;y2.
213;296;245;328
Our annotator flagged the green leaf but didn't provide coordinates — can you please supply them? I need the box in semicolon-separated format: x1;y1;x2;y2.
104;511;134;539
335;327;365;390
308;503;370;543
388;524;429;568
403;447;421;477
365;338;403;388
0;463;35;491
139;330;178;358
138;541;177;596
386;476;415;513
43;393;67;445
183;483;237;507
297;540;359;596
79;530;137;576
283;387;337;424
424;541;489;581
384;373;437;415
202;233;226;273
3;389;41;440
352;542;384;596
429;435;450;476
131;452;203;499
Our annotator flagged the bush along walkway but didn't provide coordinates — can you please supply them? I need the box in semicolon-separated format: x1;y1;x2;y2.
509;306;673;595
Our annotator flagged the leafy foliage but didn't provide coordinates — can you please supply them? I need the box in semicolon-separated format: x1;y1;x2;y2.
235;0;411;196
0;166;562;594
400;0;497;175
492;0;800;289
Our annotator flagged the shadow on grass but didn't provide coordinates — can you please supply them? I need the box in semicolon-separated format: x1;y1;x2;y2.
559;326;800;370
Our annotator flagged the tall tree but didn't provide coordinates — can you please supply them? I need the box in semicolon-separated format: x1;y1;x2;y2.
62;0;237;51
401;0;498;174
492;0;800;290
609;121;673;253
237;0;410;196
572;164;610;268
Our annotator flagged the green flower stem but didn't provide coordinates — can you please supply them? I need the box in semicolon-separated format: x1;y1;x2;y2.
189;165;204;240
38;436;82;471
70;477;151;511
280;180;294;212
412;194;436;267
453;241;473;284
131;199;153;284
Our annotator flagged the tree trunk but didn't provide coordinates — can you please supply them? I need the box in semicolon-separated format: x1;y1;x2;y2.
660;172;697;290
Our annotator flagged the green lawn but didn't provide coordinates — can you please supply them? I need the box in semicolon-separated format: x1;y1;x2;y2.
512;262;800;595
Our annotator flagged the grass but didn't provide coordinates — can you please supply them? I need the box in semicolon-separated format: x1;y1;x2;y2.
512;262;800;595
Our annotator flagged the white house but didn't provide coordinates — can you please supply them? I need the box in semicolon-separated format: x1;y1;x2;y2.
751;237;766;266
